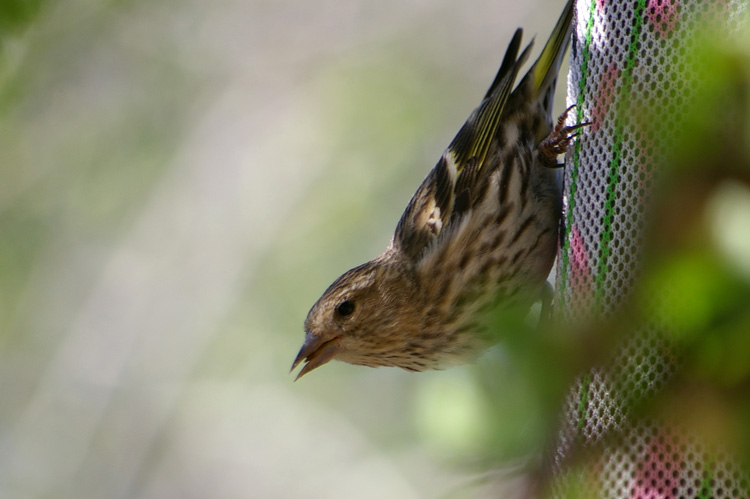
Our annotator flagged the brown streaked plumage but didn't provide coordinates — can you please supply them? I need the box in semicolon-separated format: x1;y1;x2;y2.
293;0;581;380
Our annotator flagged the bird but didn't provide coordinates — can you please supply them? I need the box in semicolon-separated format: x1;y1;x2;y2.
292;0;581;380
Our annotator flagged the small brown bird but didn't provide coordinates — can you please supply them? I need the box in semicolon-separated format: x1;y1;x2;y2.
293;0;580;379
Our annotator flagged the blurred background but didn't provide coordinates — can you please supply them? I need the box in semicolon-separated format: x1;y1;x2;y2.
0;0;574;497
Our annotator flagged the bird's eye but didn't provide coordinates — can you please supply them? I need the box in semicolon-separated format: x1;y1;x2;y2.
336;300;355;317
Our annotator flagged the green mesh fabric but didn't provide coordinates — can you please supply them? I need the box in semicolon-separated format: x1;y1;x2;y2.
551;0;749;496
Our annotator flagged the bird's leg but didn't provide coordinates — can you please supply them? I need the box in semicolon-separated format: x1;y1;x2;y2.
538;280;554;328
539;105;589;168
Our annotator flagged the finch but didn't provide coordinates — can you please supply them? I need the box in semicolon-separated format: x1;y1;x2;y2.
293;0;580;379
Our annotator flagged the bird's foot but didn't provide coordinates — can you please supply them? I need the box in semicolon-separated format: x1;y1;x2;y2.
539;105;589;168
539;280;554;328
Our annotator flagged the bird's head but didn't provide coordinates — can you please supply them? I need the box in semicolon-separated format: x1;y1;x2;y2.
291;255;423;379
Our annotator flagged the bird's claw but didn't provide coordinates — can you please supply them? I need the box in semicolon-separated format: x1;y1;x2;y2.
539;104;589;168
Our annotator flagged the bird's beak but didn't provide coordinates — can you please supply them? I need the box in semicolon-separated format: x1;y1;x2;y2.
290;332;341;381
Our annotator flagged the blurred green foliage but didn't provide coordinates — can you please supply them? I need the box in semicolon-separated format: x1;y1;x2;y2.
0;0;44;33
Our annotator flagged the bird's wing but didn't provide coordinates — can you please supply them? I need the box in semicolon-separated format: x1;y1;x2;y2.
393;32;532;262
